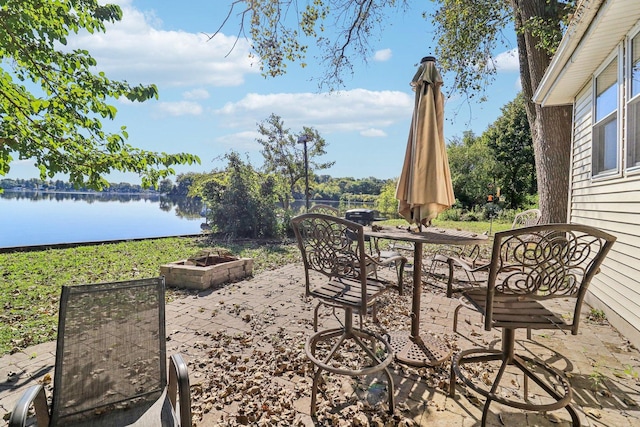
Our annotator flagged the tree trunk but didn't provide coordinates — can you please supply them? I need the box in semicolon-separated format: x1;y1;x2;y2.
512;0;572;224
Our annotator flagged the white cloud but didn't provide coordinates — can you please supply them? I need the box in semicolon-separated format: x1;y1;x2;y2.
66;3;260;87
373;49;392;62
215;89;412;134
215;131;262;151
493;48;519;72
360;128;387;137
183;88;210;100
156;101;203;116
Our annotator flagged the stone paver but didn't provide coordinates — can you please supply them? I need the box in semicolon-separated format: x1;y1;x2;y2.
1;263;639;426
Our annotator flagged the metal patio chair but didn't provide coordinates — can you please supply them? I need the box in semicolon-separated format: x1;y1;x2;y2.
449;223;616;425
9;277;191;427
306;206;406;326
429;208;542;297
291;213;395;415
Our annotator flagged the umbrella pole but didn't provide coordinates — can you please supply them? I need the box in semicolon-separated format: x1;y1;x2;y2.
411;241;422;339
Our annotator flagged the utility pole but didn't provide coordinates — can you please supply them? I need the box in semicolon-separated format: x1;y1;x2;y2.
297;135;310;211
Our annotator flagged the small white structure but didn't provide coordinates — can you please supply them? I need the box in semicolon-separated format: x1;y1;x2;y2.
534;0;640;347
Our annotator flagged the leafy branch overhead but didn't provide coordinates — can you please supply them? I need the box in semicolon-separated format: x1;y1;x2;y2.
0;0;200;190
212;0;411;89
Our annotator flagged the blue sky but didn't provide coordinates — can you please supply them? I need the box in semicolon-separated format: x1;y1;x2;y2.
7;0;522;183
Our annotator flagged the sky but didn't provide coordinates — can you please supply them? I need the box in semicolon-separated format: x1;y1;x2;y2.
6;0;522;184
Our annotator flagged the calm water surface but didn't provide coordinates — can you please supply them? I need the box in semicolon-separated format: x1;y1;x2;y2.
1;191;203;248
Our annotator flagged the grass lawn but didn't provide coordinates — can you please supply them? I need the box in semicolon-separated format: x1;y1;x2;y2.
0;218;510;356
0;236;299;355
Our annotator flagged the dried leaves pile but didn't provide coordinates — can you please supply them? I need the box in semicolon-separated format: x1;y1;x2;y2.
185;274;460;426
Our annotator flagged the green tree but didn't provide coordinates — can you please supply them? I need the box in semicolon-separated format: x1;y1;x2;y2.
158;179;174;195
482;93;537;209
447;131;498;208
375;179;399;217
172;173;198;198
216;0;575;223
432;0;574;223
197;152;280;238
256;113;334;209
0;0;199;190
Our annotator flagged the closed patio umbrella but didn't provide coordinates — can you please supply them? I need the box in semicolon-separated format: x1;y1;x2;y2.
396;56;454;226
389;56;456;367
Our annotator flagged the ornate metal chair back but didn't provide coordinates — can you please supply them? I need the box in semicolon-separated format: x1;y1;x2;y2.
291;213;369;311
486;223;616;333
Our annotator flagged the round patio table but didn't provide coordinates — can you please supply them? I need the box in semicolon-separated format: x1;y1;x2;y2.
365;225;488;367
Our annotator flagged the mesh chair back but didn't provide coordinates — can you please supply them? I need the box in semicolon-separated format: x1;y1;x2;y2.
486;224;616;332
51;277;166;425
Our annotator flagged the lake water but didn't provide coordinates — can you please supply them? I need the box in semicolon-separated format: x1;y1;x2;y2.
0;191;204;249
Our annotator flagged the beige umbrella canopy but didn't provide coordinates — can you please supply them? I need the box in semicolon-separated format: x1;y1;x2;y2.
396;56;455;226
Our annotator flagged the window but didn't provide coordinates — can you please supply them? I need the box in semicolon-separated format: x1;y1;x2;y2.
593;58;618;176
627;34;640;169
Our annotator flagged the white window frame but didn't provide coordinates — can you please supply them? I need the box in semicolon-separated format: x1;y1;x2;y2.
626;25;640;174
592;48;623;180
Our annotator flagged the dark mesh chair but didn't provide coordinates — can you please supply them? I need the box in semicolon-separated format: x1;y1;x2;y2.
9;277;191;427
291;213;395;415
449;224;615;425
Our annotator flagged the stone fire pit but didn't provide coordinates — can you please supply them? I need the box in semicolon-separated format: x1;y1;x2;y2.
160;251;253;290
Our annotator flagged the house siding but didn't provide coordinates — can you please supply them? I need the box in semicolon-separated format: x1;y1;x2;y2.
570;85;640;347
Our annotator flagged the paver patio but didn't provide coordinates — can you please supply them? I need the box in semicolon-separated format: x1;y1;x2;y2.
1;263;639;426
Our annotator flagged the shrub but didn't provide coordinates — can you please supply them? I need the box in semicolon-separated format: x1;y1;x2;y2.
201;152;281;238
461;211;480;222
438;208;462;221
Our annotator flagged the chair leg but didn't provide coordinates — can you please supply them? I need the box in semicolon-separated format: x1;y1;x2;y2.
306;312;395;416
453;302;485;334
480;354;511;426
310;367;323;416
446;259;456;298
452;345;578;426
314;302;322;332
453;303;463;333
449;357;457;397
396;258;406;295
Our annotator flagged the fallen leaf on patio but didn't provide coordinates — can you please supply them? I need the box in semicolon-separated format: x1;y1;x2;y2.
40;373;51;385
465;391;482;407
599;389;611;397
482;372;492;386
585;408;602;419
546;412;561;423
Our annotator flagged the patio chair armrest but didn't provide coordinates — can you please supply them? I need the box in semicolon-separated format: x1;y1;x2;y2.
372;252;407;267
447;256;489;274
9;384;50;427
169;354;192;427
